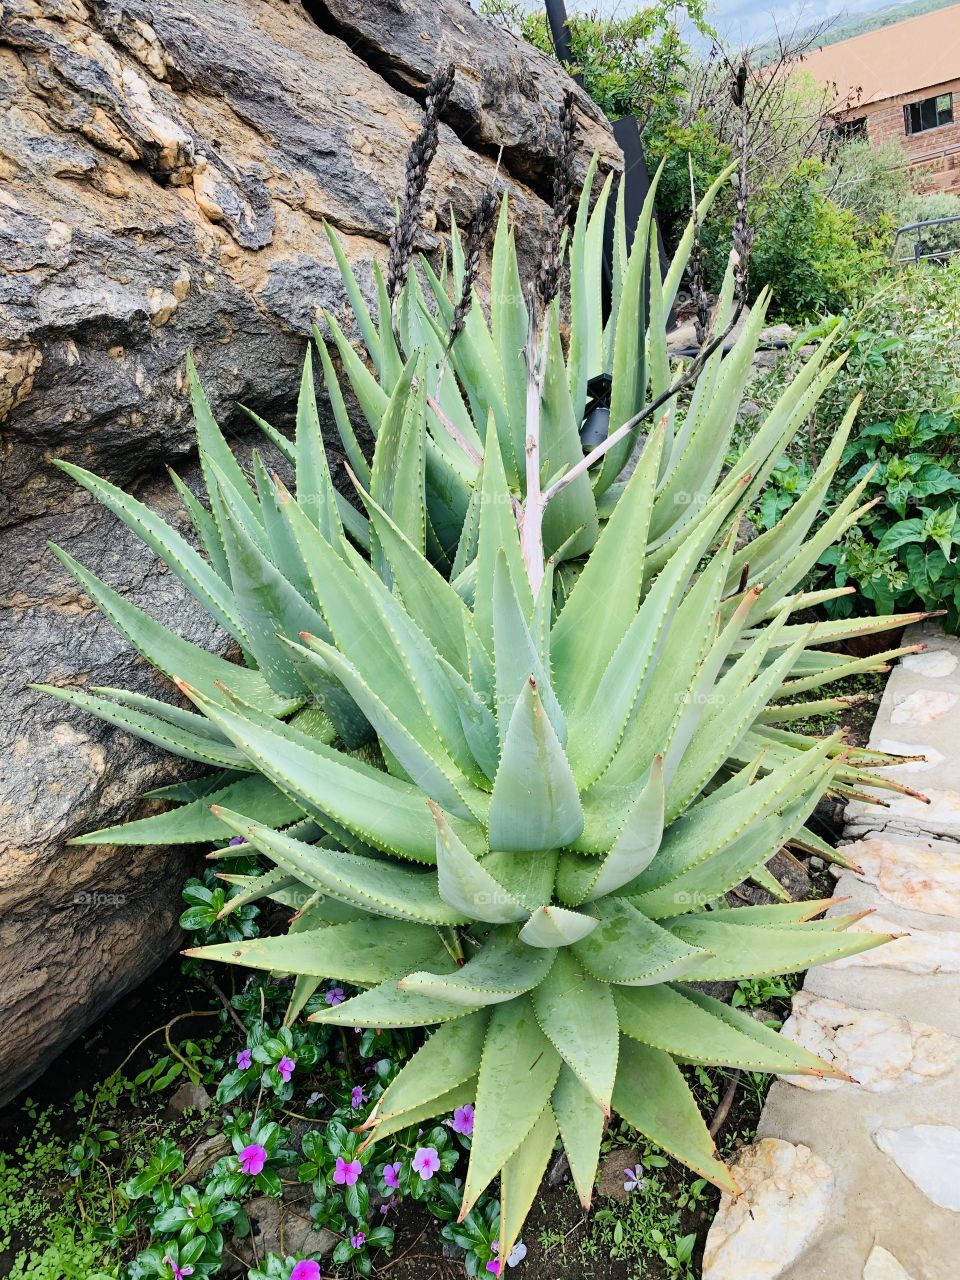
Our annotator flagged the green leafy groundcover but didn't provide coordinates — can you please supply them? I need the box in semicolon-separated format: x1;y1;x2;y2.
43;155;920;1260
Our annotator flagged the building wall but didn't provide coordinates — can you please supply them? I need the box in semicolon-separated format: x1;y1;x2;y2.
856;77;960;193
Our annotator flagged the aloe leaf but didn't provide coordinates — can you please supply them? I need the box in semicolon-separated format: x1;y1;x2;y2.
531;950;617;1113
72;773;304;846
491;198;529;472
400;928;556;1006
209;808;467;924
361;490;473;674
376;1012;488;1121
35;684;253;771
309;979;475;1028
187;353;261;525
663;915;892;979
312;327;371;486
320;309;389;436
185;919;450;983
558;757;664;906
292;638;481;821
493;551;564;744
551;1066;605;1209
369;1079;478;1144
369;354;426;576
54;460;246;644
212;470;327;698
461;997;562;1215
181;688;447;862
595;165;660;494
616;984;834;1074
488;679;583;853
294;347;344;547
498;1105;558;1265
573;898;706;985
474;415;532;653
431;804;527;924
519;905;598;948
551;420;665;714
613;1039;735;1191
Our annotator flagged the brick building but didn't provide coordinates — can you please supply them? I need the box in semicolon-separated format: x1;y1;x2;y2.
801;4;960;192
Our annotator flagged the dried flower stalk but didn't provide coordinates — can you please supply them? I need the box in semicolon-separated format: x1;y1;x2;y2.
387;63;456;309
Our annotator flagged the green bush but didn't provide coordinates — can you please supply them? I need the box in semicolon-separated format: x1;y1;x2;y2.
746;262;960;628
897;190;960;261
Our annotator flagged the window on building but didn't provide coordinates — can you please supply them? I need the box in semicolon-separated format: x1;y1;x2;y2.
904;93;954;134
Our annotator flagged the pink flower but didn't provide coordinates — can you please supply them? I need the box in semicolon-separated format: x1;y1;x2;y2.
236;1048;252;1070
239;1143;267;1175
486;1264;499;1276
451;1103;475;1136
350;1232;366;1249
325;987;345;1006
163;1255;194;1279
383;1161;401;1189
412;1146;440;1180
289;1263;321;1280
333;1156;362;1186
277;1056;296;1082
351;1085;365;1110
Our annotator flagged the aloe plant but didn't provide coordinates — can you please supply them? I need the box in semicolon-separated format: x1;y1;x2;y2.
42;155;924;1256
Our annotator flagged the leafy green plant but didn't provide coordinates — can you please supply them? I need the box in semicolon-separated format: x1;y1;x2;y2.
819;408;960;627
180;872;261;944
43;145;919;1265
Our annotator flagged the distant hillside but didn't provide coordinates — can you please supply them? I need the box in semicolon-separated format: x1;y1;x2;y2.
755;0;959;59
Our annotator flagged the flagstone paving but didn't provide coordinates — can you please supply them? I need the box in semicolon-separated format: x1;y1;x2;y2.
703;622;960;1279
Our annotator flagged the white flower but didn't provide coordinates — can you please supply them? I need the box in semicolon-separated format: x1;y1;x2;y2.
507;1241;527;1267
622;1164;646;1193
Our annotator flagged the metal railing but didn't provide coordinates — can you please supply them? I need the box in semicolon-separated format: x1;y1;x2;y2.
893;214;960;264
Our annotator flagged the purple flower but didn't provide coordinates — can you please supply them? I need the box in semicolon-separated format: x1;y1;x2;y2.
383;1161;401;1189
239;1143;267;1176
451;1103;475;1136
325;987;345;1006
333;1156;362;1186
236;1048;252;1070
289;1263;321;1280
351;1085;365;1110
228;835;246;846
412;1146;440;1180
622;1164;646;1193
486;1264;500;1276
163;1257;194;1280
277;1055;296;1082
350;1233;366;1249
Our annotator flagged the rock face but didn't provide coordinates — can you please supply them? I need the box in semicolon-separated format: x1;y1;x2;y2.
0;0;619;1104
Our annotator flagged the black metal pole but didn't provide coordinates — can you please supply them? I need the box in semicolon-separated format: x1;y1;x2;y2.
544;0;581;82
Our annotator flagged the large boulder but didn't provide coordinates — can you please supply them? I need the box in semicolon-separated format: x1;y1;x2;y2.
0;0;619;1103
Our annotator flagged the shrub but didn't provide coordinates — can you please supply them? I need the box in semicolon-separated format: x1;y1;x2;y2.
44;156;911;1258
896;190;960;261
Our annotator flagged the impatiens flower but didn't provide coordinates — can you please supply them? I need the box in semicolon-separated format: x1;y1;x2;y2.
350;1233;366;1249
236;1048;252;1070
277;1055;296;1082
451;1103;475;1136
239;1143;267;1176
228;835;246;846
622;1164;646;1193
163;1255;194;1279
333;1156;362;1186
325;987;345;1006
507;1241;527;1267
289;1262;321;1280
412;1146;440;1180
383;1161;401;1189
485;1263;499;1276
351;1085;365;1110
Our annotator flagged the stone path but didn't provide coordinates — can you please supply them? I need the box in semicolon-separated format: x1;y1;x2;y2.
703;621;960;1280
